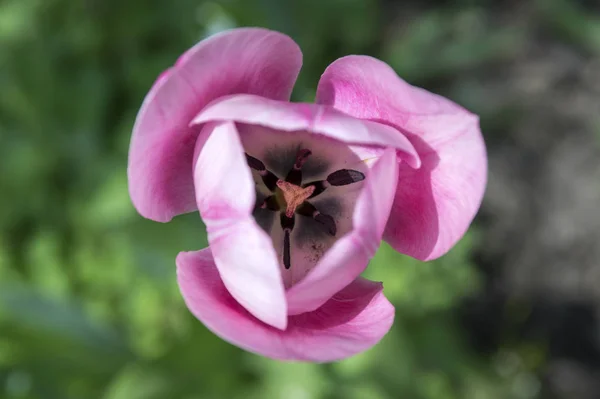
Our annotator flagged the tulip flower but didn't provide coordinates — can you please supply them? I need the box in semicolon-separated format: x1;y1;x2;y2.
128;28;486;361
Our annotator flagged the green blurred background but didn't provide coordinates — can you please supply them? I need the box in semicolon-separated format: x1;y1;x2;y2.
2;0;600;398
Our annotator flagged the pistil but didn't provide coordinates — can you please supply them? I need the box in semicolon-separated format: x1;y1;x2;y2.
276;180;315;218
246;148;365;270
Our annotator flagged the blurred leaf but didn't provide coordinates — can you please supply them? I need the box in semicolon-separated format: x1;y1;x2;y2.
365;233;481;315
537;0;600;54
384;8;523;83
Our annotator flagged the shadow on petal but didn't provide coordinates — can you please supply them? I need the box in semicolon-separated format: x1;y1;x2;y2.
374;123;441;261
177;249;394;362
316;55;486;261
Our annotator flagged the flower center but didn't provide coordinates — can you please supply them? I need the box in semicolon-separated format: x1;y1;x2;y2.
276;181;315;218
245;148;366;271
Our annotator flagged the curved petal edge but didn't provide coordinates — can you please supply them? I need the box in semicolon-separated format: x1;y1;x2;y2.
286;148;399;315
316;55;487;260
193;121;287;329
128;28;303;222
191;94;421;169
177;248;395;362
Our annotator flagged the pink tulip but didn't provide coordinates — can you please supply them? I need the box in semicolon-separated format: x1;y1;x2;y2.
128;28;486;362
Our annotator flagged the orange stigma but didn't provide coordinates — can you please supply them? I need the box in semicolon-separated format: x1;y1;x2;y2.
276;180;315;218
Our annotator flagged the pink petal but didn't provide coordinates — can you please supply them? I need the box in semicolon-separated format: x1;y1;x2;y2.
193;121;287;329
286;148;399;315
128;28;303;222
177;248;394;362
316;55;487;260
190;94;421;169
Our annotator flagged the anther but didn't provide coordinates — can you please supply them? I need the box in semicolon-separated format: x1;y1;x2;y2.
280;214;295;269
304;180;329;198
293;149;312;169
303;169;365;199
283;229;291;269
245;153;266;171
327;169;365;186
285;148;312;185
296;202;337;236
259;195;280;211
245;153;279;192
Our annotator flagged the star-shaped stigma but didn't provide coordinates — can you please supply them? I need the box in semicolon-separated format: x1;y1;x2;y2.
246;149;365;270
276;181;315;218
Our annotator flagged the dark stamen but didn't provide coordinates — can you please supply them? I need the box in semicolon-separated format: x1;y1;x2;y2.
280;212;295;231
303;181;329;198
283;230;291;270
294;149;312;168
327;169;365;186
285;149;312;185
302;168;365;199
280;214;295;269
248;148;360;270
296;202;337;236
245;153;279;192
259;195;280;212
245;153;265;171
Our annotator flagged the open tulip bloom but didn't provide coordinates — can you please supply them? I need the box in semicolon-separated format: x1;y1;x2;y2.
128;28;486;362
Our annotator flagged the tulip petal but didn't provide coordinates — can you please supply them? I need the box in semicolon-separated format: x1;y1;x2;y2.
129;28;303;222
191;94;420;169
193;121;287;329
316;55;487;260
286;148;398;315
177;248;394;362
